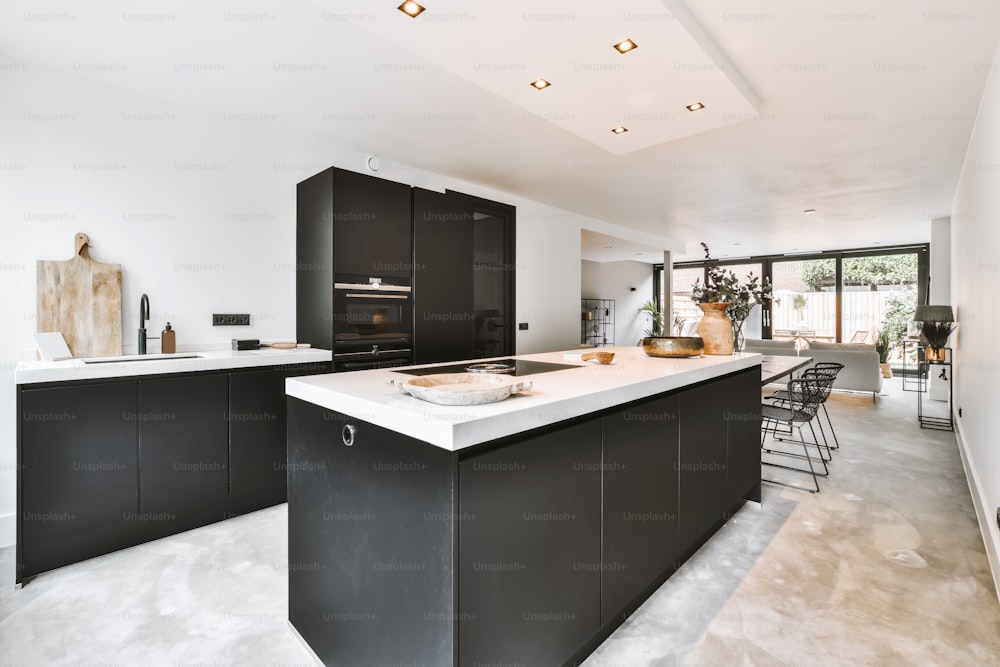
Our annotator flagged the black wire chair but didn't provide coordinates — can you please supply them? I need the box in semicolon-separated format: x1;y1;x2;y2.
765;362;844;452
761;376;835;493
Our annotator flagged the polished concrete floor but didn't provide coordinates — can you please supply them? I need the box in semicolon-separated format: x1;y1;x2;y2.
1;378;998;665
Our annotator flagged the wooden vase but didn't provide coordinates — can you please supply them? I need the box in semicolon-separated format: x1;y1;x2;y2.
698;302;735;355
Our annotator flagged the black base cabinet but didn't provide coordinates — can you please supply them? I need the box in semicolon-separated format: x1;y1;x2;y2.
287;367;760;666
229;368;291;512
19;380;138;580
287;400;457;666
601;394;681;625
16;362;327;584
138;373;230;538
459;419;602;666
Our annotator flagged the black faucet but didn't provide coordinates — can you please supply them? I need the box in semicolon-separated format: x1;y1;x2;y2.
139;293;149;354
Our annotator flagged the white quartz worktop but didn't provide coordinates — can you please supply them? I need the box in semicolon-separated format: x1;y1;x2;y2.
15;347;332;384
286;346;761;451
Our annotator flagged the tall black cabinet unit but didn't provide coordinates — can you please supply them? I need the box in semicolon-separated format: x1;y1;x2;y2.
295;167;413;358
297;166;516;366
412;189;516;364
412;188;475;364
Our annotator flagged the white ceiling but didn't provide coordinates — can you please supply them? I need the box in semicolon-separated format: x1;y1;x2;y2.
2;0;998;261
351;0;759;155
581;230;665;264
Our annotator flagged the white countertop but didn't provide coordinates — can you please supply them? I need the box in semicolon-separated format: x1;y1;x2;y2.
15;347;332;384
286;346;761;451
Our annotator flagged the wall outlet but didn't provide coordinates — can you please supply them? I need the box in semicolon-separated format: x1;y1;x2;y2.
213;313;250;326
518;322;528;331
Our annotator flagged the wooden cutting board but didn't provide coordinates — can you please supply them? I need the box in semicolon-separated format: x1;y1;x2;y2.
36;233;123;358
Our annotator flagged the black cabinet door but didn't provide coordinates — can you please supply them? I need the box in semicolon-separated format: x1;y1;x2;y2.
19;381;139;579
138;373;229;535
727;368;762;503
677;379;731;549
228;368;286;510
459;419;603;667
602;394;681;625
333;168;412;278
296;168;335;350
413;187;474;364
287;399;455;666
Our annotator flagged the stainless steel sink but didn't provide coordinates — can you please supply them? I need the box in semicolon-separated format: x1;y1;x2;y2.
81;352;205;364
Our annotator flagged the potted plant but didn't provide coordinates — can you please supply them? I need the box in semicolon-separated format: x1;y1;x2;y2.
637;299;663;337
636;301;705;357
691;243;774;354
920;321;956;362
874;328;893;378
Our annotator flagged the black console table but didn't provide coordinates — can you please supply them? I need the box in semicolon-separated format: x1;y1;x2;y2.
917;346;953;431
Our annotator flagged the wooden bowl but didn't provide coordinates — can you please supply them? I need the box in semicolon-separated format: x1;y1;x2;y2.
640;336;704;358
582;351;615;364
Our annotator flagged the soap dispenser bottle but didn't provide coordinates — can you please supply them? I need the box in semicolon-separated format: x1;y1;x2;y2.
161;322;176;354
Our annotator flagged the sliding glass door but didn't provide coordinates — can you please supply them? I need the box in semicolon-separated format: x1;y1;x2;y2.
669;244;927;349
771;257;836;342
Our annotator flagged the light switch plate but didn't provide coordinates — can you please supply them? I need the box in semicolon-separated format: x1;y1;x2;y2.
31;331;73;361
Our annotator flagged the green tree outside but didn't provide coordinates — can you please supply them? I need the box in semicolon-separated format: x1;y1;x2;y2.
799;255;918;291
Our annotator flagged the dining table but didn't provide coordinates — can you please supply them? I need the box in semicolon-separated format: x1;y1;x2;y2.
759;354;813;386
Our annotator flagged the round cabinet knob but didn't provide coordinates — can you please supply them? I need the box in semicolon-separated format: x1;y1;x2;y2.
342;424;356;447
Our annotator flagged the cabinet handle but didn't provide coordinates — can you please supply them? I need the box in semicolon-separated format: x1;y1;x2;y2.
342;424;356;447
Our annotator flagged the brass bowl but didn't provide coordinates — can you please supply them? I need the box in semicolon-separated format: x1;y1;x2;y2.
641;336;704;358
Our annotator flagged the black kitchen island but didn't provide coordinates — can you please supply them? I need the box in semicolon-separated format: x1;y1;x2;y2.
285;348;762;666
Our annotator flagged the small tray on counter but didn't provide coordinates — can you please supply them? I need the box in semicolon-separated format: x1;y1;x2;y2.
389;373;532;406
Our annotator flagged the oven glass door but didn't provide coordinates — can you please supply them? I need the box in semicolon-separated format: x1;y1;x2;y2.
334;295;411;342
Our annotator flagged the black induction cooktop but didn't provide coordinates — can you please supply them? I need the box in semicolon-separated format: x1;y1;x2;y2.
395;358;582;377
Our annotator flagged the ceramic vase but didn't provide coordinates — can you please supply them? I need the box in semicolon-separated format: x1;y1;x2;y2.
698;303;735;355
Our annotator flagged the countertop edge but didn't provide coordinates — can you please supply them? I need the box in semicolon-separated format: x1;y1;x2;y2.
15;349;332;385
286;353;760;451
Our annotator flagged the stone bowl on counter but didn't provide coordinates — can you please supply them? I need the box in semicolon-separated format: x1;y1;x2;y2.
389;373;532;406
640;336;705;358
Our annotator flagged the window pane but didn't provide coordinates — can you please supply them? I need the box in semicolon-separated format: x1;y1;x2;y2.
841;254;918;360
718;263;764;340
771;259;836;341
671;267;704;335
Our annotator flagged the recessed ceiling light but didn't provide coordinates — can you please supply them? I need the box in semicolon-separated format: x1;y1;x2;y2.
398;1;425;18
686;102;705;112
613;38;638;54
530;78;551;90
611;126;628;134
803;208;816;214
733;242;741;246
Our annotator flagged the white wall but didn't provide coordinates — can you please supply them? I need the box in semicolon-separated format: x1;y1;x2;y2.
930;216;952;304
951;40;1000;597
581;259;655;347
0;64;672;547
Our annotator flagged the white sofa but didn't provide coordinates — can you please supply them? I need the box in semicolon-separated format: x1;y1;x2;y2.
743;338;883;401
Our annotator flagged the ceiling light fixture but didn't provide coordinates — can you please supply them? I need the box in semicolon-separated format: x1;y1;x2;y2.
803;208;816;214
611;126;628;134
530;78;551;90
398;1;425;18
686;102;705;112
613;38;638;54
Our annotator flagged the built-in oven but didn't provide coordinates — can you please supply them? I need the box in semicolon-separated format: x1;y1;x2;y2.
332;274;412;371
